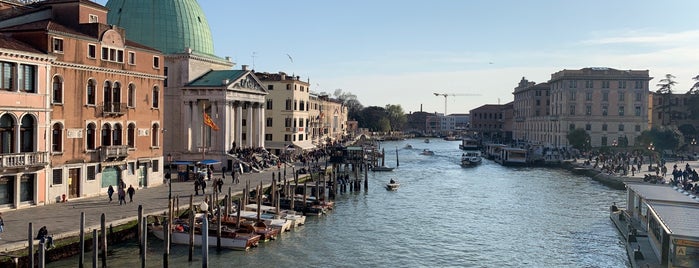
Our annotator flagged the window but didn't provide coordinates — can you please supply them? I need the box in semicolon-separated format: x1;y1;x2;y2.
569;124;575;130
128;52;135;65
101;124;111;146
101;47;124;63
53;38;64;53
163;67;168;87
299;101;305;111
88;14;98;23
635;125;641;132
87;166;96;181
242;133;247;141
17;116;33;152
602;105;608;116
602;124;608;131
117;50;124;63
267;85;274;90
635;81;643;89
52;169;62;185
569;90;576;101
585;80;593;88
127;123;135;148
635;92;642;102
151;124;159;147
294;100;298;110
52;76;62;103
585;124;591;131
101;47;108;60
284;134;290;141
0;114;14;154
285;99;292;110
127;84;135;107
602;91;609;101
128;162;135;175
266;99;272;110
152;86;159;108
266;118;272;127
285;118;292;127
569;104;575;115
286;84;291;90
88;44;96;58
618;80;626;89
602;81;610;88
152;160;159;172
635;106;641;116
1;61;14;90
242;119;246;127
86;123;96;150
153;56;160;68
618;106;624;116
86;79;96;105
265;134;272;141
112;123;122;145
536;100;540;106
618;124;624;131
601;136;608;146
618;92;625;102
585;105;591;116
52;123;63;152
586;91;592;101
19;64;36;92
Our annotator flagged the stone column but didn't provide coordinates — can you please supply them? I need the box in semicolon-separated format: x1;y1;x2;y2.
224;101;231;154
247;103;253;148
259;105;265;147
236;103;243;149
14;122;20;153
185;101;192;151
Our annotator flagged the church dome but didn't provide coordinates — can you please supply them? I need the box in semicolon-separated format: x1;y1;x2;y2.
105;0;215;55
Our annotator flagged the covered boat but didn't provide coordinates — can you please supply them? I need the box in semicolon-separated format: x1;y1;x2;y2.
460;151;482;167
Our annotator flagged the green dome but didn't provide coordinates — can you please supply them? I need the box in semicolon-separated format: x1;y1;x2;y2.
105;0;215;55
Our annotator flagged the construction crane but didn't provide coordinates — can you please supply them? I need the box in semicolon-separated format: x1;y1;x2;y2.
433;92;480;115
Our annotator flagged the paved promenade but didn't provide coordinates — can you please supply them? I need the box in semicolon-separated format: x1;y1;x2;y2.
0;164;305;253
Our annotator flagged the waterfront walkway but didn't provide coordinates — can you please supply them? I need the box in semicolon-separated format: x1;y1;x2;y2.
0;164;305;253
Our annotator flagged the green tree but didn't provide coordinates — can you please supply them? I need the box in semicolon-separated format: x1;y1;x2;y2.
332;89;364;121
359;106;388;131
566;128;590;151
638;128;680;152
384;104;407;131
656;74;677;126
687;74;699;94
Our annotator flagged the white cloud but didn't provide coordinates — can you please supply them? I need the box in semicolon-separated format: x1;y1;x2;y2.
583;30;699;46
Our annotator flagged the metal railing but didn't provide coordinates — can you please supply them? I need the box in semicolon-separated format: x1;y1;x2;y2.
100;102;127;116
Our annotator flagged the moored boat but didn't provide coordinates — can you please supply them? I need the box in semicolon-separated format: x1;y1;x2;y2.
372;165;395;172
150;221;261;251
496;147;527;166
385;179;400;191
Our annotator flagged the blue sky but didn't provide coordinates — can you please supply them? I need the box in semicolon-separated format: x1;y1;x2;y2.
98;0;699;114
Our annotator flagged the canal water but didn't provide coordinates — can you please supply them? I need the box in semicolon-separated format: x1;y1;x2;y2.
50;139;629;267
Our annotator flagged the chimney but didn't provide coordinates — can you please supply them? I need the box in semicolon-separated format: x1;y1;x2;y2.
281;73;286;80
222;79;230;85
241;65;248;71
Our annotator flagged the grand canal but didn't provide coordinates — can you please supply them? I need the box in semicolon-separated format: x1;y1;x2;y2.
50;139;629;267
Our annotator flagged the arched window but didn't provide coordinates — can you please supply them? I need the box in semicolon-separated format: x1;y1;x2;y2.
103;81;112;105
101;124;111;146
52;76;63;104
52;123;62;152
127;84;135;107
86;123;96;150
112;123;122;145
127;123;136;148
20;115;34;152
0;114;15;153
151;123;159;147
86;79;96;105
152;86;159;108
112;82;121;105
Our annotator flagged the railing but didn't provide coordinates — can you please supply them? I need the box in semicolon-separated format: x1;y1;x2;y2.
549;115;559;121
0;152;48;168
100;102;127;116
99;145;129;161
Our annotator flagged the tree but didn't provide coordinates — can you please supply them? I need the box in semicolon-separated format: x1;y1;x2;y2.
566;128;590;151
638;128;680;153
687;74;699;94
656;74;677;126
332;89;363;121
384;104;407;131
359;106;388;132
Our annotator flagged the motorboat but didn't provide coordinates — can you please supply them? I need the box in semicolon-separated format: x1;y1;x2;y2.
243;204;306;229
460;151;482;167
404;144;413;149
372;165;395;172
424;139;430;143
385;179;400;191
420;149;435;156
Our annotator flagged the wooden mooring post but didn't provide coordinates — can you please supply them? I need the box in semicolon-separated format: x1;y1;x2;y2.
80;212;85;268
28;222;33;268
92;229;98;268
141;216;147;268
201;217;209;268
100;213;107;268
137;205;143;253
163;218;169;268
188;195;194;262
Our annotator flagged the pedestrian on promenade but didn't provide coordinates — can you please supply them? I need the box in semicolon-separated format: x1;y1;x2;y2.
222;167;226;181
118;187;126;205
217;177;223;193
127;185;135;202
194;179;200;195
201;179;207;194
0;212;4;240
107;185;114;202
207;167;212;181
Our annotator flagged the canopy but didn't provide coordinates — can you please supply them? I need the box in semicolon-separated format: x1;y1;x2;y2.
199;159;221;165
293;140;316;150
172;161;196;165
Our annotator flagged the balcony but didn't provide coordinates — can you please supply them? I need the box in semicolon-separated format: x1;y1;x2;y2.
99;145;129;161
0;152;49;169
515;116;526;122
549;115;559;121
100;102;127;116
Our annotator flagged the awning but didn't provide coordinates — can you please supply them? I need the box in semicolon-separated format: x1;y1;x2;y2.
293;140;316;150
199;159;221;165
172;161;196;165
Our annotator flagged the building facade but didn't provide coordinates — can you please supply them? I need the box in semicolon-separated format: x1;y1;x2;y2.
470;104;508;143
1;0;166;206
512;77;550;144
548;68;651;148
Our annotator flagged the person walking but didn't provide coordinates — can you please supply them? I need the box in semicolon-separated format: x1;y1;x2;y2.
107;185;115;202
201;178;207;194
118;187;126;205
127;185;135;202
217;177;223;193
0;212;4;240
194;179;200;195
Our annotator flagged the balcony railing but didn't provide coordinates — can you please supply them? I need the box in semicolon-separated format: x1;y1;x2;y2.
0;152;49;169
100;102;127;116
99;145;129;161
549;115;559;121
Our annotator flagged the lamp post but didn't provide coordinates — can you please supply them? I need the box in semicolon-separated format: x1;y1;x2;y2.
167;153;172;201
692;138;696;154
647;142;655;171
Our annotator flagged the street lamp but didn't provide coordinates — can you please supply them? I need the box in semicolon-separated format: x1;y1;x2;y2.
612;139;617;147
167;153;172;201
692;138;697;154
647;142;655;170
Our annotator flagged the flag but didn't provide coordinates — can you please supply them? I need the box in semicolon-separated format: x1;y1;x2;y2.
203;112;219;131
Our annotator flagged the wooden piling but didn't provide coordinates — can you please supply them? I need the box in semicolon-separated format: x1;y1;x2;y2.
163;218;169;268
100;213;107;268
92;229;98;268
236;198;242;229
80;212;85;268
28;222;33;268
141;216;147;268
137;205;143;253
396;147;399;167
201;217;209;268
364;162;368;191
217;201;222;251
38;241;45;268
176;195;180;216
